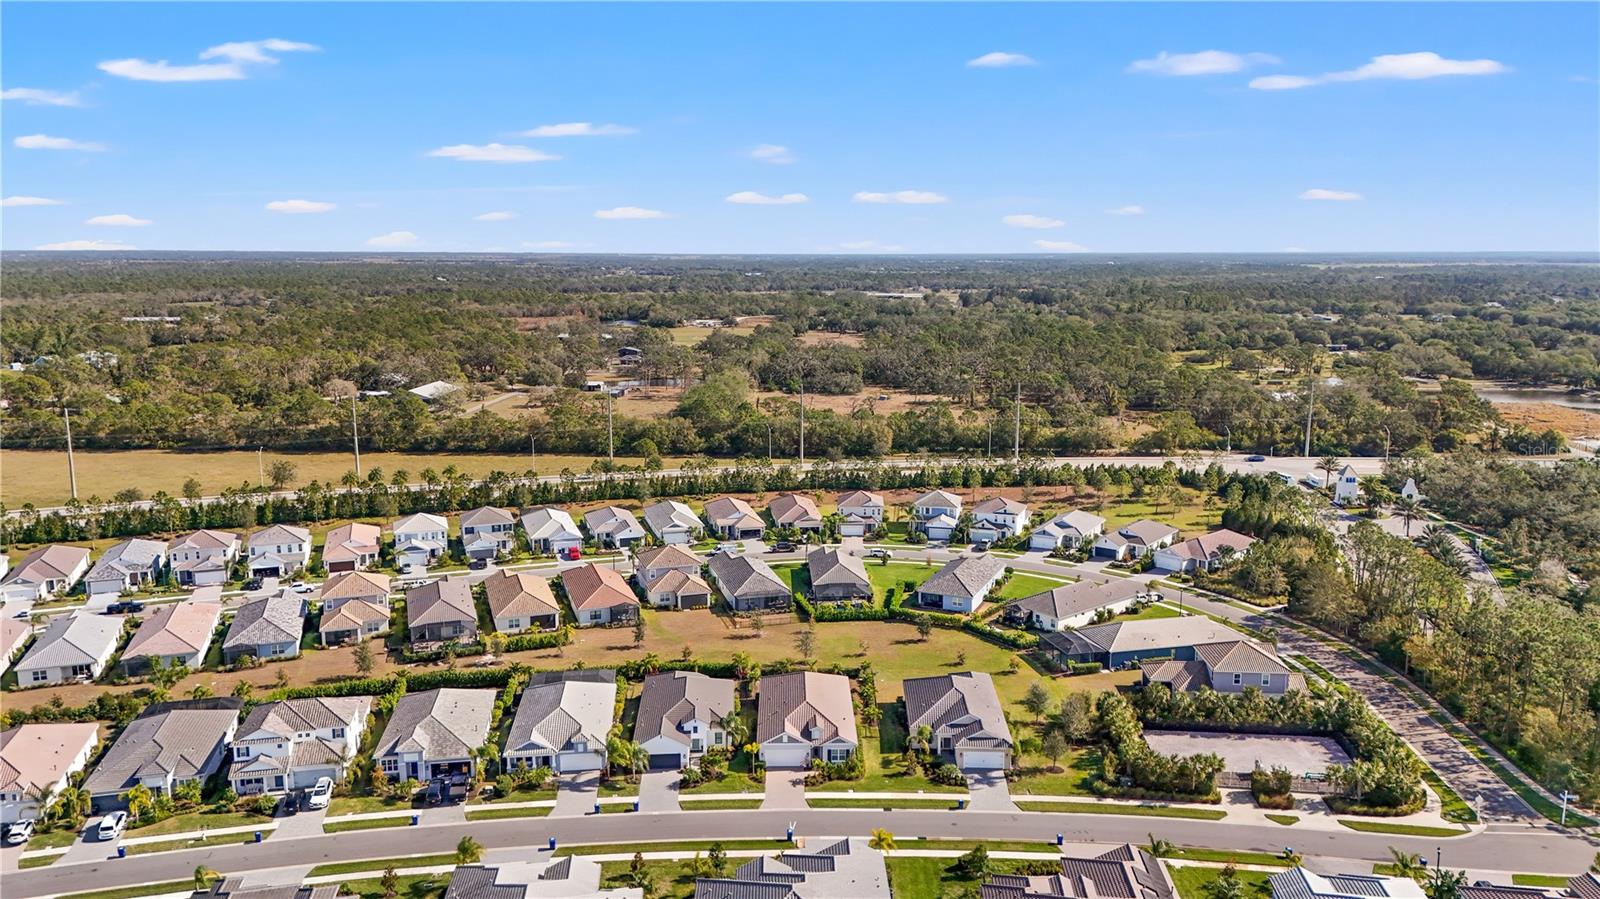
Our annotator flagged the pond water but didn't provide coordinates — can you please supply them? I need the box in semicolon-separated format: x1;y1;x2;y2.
1473;386;1600;412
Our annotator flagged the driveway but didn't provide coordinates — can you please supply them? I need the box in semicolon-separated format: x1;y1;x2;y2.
964;770;1016;811
761;769;809;810
56;820;116;866
638;771;680;812
551;771;600;817
268;805;327;839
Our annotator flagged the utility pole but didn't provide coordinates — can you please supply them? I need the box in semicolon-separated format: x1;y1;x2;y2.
1302;372;1315;458
798;376;807;469
529;434;537;476
1012;381;1021;462
606;390;615;463
349;392;362;478
257;447;265;489
62;407;79;501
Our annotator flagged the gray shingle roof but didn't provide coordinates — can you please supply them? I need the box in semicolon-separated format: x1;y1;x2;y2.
805;548;870;592
83;699;242;796
16;613;122;672
634;671;735;747
695;838;888;899
704;496;763;530
644;500;702;536
406;577;477;627
86;539;167;582
1114;519;1179;547
460;506;515;528
980;844;1175;899
223;593;305;650
1267;869;1424;899
767;494;822;527
1072;617;1244;655
584;506;643;540
707;552;789;601
917;555;1006;601
375;688;495;762
1014;579;1149;620
505;670;617;755
238;696;371;738
903;671;1013;751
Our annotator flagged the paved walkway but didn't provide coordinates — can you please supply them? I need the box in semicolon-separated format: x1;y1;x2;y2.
639;771;681;812
552;771;600;818
269;807;327;840
964;770;1017;812
762;770;809;810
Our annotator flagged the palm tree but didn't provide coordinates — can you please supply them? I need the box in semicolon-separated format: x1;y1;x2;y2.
1395;497;1421;537
194;866;222;892
868;828;896;853
1318;455;1341;493
25;785;57;822
456;835;484;865
1144;833;1174;858
1425;868;1468;899
1387;848;1425;879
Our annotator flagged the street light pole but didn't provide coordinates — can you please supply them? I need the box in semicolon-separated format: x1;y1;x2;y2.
62;407;79;501
349;392;362;478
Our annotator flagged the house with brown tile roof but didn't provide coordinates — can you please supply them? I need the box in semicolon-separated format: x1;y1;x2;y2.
319;599;390;646
322;523;382;573
318;570;392;610
1153;528;1257;574
703;497;765;540
406;577;478;644
122;599;222;674
0;722;101;825
767;493;823;531
560;564;639;627
904;671;1013;771
756;671;858;768
0;544;91;602
0;618;34;677
484;570;561;633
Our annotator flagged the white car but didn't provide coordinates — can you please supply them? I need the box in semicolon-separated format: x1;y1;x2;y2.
5;818;35;845
291;581;315;594
306;776;334;810
97;810;128;841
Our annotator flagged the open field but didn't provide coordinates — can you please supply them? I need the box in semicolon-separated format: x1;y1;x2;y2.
1491;401;1600;440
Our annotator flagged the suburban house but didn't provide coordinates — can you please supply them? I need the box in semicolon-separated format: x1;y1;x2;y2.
971;497;1030;542
228;696;372;795
633;544;711;610
806;547;872;601
408;380;462;403
319;570;392;610
374;688;495;783
247;524;312;578
1011;579;1158;632
0;544;91;601
756;671;858;768
519;507;583;556
914;555;1007;614
560;563;640;627
222;592;307;664
1330;464;1361;505
0;618;31;676
767;493;824;532
14;613;122;686
903;671;1014;771
0;723;101;825
444;856;641;899
1400;477;1422;501
634;670;735;770
1092;519;1180;561
392;512;449;570
484;569;561;633
835;490;886;537
910;489;963;537
1153;528;1258;574
460;506;517;560
406;577;479;644
1027;510;1107;552
82;698;242;812
1141;639;1306;696
1268;869;1424;899
707;550;792;612
196;880;340;899
981;843;1176;899
84;538;167;597
693;838;889;899
1038;617;1249;670
167;529;240;587
321;523;381;573
318;598;390;646
121;598;223;675
703;496;765;540
583;506;645;548
502;669;617;773
643;500;703;545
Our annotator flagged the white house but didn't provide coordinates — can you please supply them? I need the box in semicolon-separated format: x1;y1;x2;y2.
460;507;517;560
1092;519;1180;561
1027;510;1106;552
84;538;167;597
910;489;962;534
13;613;122;687
374;688;495;783
914;555;1007;614
583;506;646;548
1268;869;1425;899
1333;464;1361;505
247;525;312;578
167;530;240;587
643;500;702;545
922;513;960;542
757;671;858;768
1153;529;1258;574
1400;477;1422;501
392;513;449;570
82;699;242;812
1;545;91;602
970;497;1030;542
634;671;735;770
229;696;372;795
835;490;885;537
0;723;101;824
121;599;223;675
519;507;583;555
903;671;1014;771
503;670;616;773
1011;579;1155;631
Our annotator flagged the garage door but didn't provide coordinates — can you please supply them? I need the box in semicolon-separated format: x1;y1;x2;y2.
761;745;813;769
959;751;1008;771
556;752;604;773
648;753;683;771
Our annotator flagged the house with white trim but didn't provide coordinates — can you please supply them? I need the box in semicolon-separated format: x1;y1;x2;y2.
228;696;372;795
1027;510;1106;552
168;530;240;587
756;671;857;769
84;538;167;597
392;513;449;570
460;507;517;560
1;545;91;602
247;525;312;578
643;500;702;545
14;613;121;687
634;671;735;770
971;497;1030;542
502;670;616;774
519;507;583;556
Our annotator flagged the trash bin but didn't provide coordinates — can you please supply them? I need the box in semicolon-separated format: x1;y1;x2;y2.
117;846;126;858
254;831;263;843
956;799;966;810
1056;833;1064;846
593;802;601;815
632;800;639;812
548;837;557;851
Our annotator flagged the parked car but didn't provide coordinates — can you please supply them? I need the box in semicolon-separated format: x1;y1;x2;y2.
559;546;582;561
1246;454;1266;463
97;810;128;841
306;777;334;810
468;559;489;571
5;818;36;845
971;540;991;553
105;601;145;614
291;581;315;594
397;562;414;574
245;578;264;591
275;793;300;817
715;542;741;554
771;541;795;552
865;548;891;559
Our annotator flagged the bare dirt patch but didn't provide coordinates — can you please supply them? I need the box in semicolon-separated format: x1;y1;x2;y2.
797;331;865;348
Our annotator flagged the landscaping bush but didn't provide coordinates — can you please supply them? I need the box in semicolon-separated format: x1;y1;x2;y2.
1067;661;1104;676
1251;766;1295;809
930;763;965;787
1096;692;1225;798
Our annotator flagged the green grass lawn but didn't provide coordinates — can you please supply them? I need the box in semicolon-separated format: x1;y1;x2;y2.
125;809;270;836
1012;801;1226;819
993;572;1070;602
27;827;82;849
810;708;967;794
1166;848;1295;867
1512;876;1570;888
18;854;61;869
678;798;763;810
601;860;699;899
327;794;415;815
473;786;558;805
464;806;553;821
337;874;450;899
325;816;415;833
126;833;258;856
886;857;958;899
1169;865;1274;899
1117;603;1183;622
1009;747;1100;796
309;854;462;876
863;560;942;601
679;771;765;795
808;797;964;809
1337;820;1469;837
1265;813;1300;825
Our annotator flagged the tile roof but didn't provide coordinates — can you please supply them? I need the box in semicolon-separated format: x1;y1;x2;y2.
1014;579;1150;620
519;507;581;542
82;699;242;796
560;564;639;611
1114;520;1179;546
239;696;371;738
1162;528;1256;562
584;506;643;540
647;569;711;597
1139;659;1209;693
322;523;381;563
695;838;888;899
1035;510;1105;538
903;671;1013;751
249;524;311;547
505;670;617;755
836;490;884;509
460;506;516;528
973;497;1027;515
86;538;167;582
644;500;702;535
168;529;240;552
484;570;561;620
913;489;962;508
757;671;857;746
444;856;617;899
806;547;871;592
980;844;1175;899
200;877;341;899
406;577;477;627
917;555;1006;601
1193;639;1291;675
124;600;222;659
375;688;495;762
704;496;763;530
3;544;91;586
318;599;391;636
392;512;448;534
634;671;735;747
707;552;790;600
0;722;100;794
1072;617;1244;656
1267;869;1425;899
223;593;305;650
319;570;392;603
16;613;122;671
636;544;702;571
767;494;823;527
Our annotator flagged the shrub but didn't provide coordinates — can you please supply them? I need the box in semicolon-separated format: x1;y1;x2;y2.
930;763;965;787
252;794;278;816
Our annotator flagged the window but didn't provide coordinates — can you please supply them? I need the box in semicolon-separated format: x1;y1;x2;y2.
234;746;251;759
1232;673;1242;686
332;727;345;739
826;748;851;763
1261;674;1271;687
31;670;49;682
589;611;602;622
713;732;724;745
381;758;399;774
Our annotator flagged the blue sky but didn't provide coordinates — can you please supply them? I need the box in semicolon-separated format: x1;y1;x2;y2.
3;2;1596;253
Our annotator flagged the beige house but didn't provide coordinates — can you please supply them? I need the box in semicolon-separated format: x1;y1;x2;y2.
756;671;858;768
319;599;390;645
122;599;222;675
322;523;382;573
1;545;91;602
406;577;478;644
561;564;640;627
0;722;101;824
484;570;561;633
319;570;392;610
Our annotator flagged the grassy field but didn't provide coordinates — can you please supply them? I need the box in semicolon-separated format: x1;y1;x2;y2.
125;810;269;836
1337;820;1469;837
325;816;414;833
1169;865;1274;899
1012;801;1227;819
464;806;553;821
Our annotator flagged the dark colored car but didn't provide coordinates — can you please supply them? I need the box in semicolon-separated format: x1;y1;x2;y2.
245;578;264;591
105;601;146;614
1246;454;1266;462
275;793;300;817
468;559;488;570
771;541;795;552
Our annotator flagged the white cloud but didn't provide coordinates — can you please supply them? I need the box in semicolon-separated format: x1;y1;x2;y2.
1250;52;1508;90
36;239;134;251
1;87;83;107
266;199;336;214
853;190;949;205
522;241;578;250
839;240;905;252
1128;50;1278;76
427;143;560;163
2;196;66;207
725;191;809;205
1283;246;1309;253
1034;239;1090;252
86;213;152;227
15;134;105;151
1106;205;1145;216
101;38;317;82
520;122;636;137
749;144;796;164
474;210;518;221
967;52;1036;68
1300;188;1362;201
1002;213;1064;229
594;206;668;220
366;231;421;248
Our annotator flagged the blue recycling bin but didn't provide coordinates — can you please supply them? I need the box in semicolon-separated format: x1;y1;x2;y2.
410;815;419;826
956;799;966;810
787;825;795;841
117;846;126;858
593;802;601;815
1056;833;1064;846
548;837;557;851
632;800;640;812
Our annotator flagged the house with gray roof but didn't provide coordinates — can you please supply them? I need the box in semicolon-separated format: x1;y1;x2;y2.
836;490;886;537
193;877;342;899
222;592;306;664
693;837;889;899
229;696;371;795
247;524;312;578
1092;519;1179;561
704;497;765;540
85;538;167;597
1267;869;1424;899
1153;528;1257;574
1027;510;1107;552
980;843;1176;899
519;507;583;555
122;599;222;674
904;671;1013;770
635;671;735;770
806;547;871;601
14;613;122;687
914;554;1006;614
503;670;616;773
971;497;1030;542
1;544;91;602
910;489;963;536
1009;579;1158;632
168;529;240;587
584;506;645;548
756;671;857;768
707;550;792;612
83;698;242;812
460;506;517;560
445;855;641;899
392;512;448;570
1038;616;1247;670
406;577;478;643
374;687;495;782
643;500;702;545
1142;639;1305;696
767;493;823;531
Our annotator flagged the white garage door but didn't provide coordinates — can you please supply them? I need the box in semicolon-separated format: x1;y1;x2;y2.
761;745;813;769
959;751;1008;771
557;752;605;773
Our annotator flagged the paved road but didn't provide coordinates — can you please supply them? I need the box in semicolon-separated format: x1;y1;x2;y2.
4;808;1587;899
